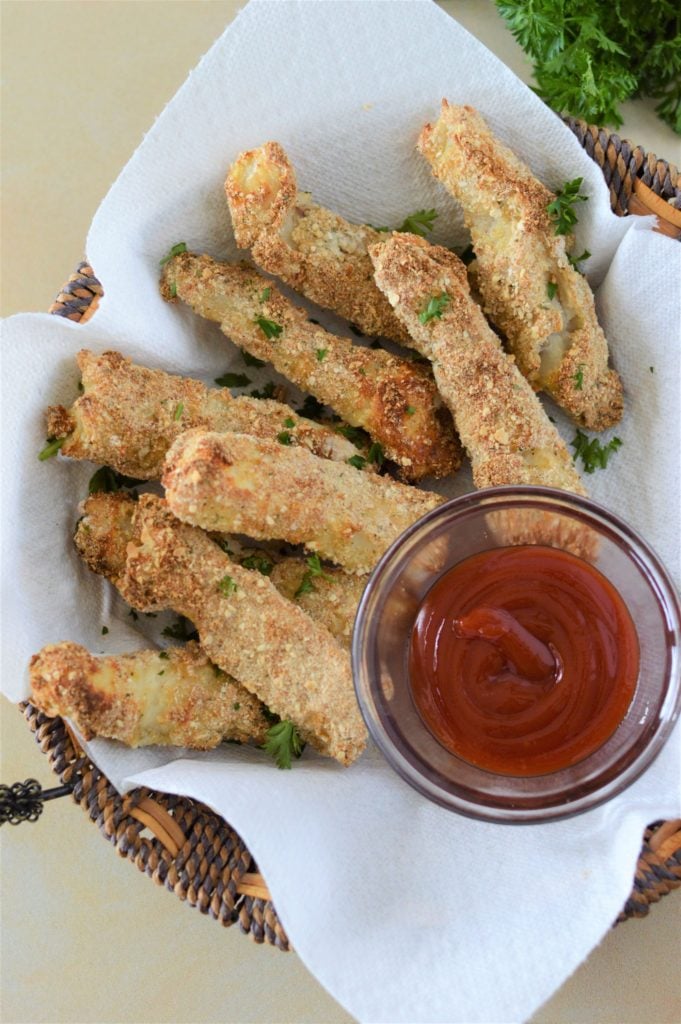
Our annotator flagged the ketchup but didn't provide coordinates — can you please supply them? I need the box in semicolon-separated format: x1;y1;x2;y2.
409;546;639;776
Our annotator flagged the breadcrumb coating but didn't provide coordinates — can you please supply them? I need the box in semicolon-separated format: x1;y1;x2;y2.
418;102;623;431
161;251;461;481
269;559;368;649
225;141;412;344
45;349;359;478
162;430;443;575
30;641;269;749
75;493;366;765
369;233;586;495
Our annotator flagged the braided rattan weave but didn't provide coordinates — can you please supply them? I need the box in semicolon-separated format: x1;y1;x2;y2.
22;118;681;947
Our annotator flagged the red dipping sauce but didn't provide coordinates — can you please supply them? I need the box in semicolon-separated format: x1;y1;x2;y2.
409;546;639;776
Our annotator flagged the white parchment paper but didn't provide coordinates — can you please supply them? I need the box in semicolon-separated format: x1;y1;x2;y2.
2;3;680;1022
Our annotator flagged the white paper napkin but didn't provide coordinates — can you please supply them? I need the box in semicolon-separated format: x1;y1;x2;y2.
2;3;680;1022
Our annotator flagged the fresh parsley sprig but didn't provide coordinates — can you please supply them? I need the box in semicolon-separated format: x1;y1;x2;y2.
255;316;283;340
38;437;65;461
241;554;274;576
215;371;252;388
571;429;622;473
547;177;588;235
295;554;333;598
262;719;305;769
419;293;450;325
159;242;187;266
398;209;438;237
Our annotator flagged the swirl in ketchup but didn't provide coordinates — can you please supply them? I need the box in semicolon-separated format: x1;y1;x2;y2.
409;546;639;776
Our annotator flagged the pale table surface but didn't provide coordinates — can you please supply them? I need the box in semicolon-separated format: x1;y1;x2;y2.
1;3;679;1023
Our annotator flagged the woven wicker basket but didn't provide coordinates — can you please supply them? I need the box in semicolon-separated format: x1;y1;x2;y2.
19;118;681;950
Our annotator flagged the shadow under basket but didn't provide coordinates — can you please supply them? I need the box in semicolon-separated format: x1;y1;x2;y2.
17;117;681;948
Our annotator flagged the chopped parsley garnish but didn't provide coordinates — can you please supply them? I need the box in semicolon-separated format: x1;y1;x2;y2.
233;702;241;711
255;316;283;339
296;394;325;420
218;575;237;596
158;651;169;660
101;626;109;635
358;367;367;376
159;241;187;266
241;554;274;576
241;348;266;368
398;208;438;237
88;467;144;494
38;437;65;461
250;381;276;400
277;431;293;445
649;366;655;373
259;287;271;302
215;371;252;388
169;281;178;298
162;617;199;642
368;442;385;467
347;454;367;470
295;553;333;598
283;417;295;428
262;719;304;769
405;405;416;416
419;293;450;324
547;178;588;235
337;423;369;446
173;401;184;420
547;281;558;300
573;364;585;390
571;429;622;473
316;348;328;362
567;248;591;269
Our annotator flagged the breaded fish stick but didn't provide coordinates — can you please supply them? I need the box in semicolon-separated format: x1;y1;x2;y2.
369;234;586;495
161;252;461;482
75;493;367;765
30;641;269;749
225;141;411;345
418;102;623;431
269;560;367;648
162;430;442;575
75;492;363;647
45;349;359;479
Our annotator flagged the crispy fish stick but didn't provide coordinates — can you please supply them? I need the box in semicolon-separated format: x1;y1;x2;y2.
30;641;269;749
225;141;411;345
75;492;363;647
45;349;359;479
162;430;442;575
369;234;586;495
161;252;461;481
75;493;366;765
418;102;623;431
269;560;368;648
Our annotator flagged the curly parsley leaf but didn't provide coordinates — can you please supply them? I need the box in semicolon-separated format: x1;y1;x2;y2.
567;248;591;270
262;719;305;769
495;1;680;134
250;381;277;400
159;241;187;266
547;177;588;235
277;430;293;445
241;554;274;576
218;575;237;596
316;348;328;362
347;454;368;470
294;553;333;598
255;316;283;339
573;364;585;390
418;293;450;325
38;437;65;461
571;429;622;473
547;281;558;300
241;348;266;368
368;442;385;468
398;209;438;237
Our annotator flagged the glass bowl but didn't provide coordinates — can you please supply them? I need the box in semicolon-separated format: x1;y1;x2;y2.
352;487;681;823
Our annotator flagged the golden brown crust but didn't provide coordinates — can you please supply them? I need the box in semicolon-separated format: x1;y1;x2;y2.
75;493;366;765
162;430;443;575
161;252;461;481
29;641;269;749
418;102;623;431
46;349;360;478
369;233;586;495
269;560;367;649
226;141;412;344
